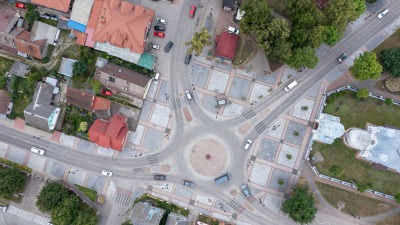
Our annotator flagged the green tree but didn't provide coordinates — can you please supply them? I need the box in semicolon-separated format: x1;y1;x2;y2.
258;18;291;61
353;0;366;16
325;0;358;31
286;46;318;69
0;168;26;199
87;78;103;94
351;51;382;80
74;206;98;225
78;122;88;132
185;28;212;56
308;26;327;48
380;48;400;77
324;26;341;46
36;182;71;212
395;193;400;204
329;164;343;176
52;196;79;225
356;88;369;99
72;60;88;77
239;0;272;34
282;185;317;224
25;5;40;30
290;28;309;48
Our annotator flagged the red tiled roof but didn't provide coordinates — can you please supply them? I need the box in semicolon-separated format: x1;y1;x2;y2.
31;0;71;12
0;90;10;115
92;96;111;110
73;30;88;46
215;32;240;61
91;0;155;54
88;114;128;151
16;31;47;59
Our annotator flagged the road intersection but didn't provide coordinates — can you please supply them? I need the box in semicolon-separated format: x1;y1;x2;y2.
1;0;400;224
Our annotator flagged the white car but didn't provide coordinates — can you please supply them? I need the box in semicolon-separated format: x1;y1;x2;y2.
101;170;112;176
31;147;45;155
185;90;192;100
148;43;160;50
377;9;389;19
228;26;239;34
244;139;253;150
156;18;167;25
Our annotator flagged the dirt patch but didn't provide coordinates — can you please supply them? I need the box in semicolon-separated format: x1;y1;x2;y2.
239;123;252;134
160;164;171;172
268;59;283;72
183;107;192;122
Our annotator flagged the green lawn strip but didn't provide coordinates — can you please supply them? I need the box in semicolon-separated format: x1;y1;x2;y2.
314;140;400;195
0;158;32;173
324;90;400;129
197;215;220;225
315;181;395;216
75;184;97;202
373;29;400;58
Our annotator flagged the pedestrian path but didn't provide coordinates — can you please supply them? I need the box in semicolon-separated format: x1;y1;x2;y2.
6;205;51;225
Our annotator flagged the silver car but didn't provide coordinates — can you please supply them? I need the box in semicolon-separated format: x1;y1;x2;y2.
241;184;251;198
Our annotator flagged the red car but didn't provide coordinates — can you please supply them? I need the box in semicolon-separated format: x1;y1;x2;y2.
16;2;27;9
102;89;112;96
189;5;196;18
153;31;165;38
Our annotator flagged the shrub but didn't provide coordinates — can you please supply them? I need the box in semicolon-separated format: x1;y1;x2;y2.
385;77;400;92
278;179;284;185
395;193;400;204
293;131;299;136
301;106;308;111
385;98;393;105
328;164;343;176
286;154;292;160
356;182;373;192
356;88;369;99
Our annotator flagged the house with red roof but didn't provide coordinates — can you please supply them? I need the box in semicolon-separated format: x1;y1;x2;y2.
15;31;48;59
85;0;155;64
31;0;72;13
214;31;240;63
88;114;129;151
66;87;111;112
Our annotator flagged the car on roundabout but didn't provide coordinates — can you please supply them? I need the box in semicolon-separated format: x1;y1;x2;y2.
101;170;112;176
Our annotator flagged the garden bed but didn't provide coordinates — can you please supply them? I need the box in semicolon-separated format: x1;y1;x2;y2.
232;34;258;66
75;185;97;202
61;106;96;139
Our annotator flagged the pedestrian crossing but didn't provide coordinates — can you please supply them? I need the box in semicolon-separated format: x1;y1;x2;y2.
227;198;241;211
114;193;132;207
254;122;268;134
146;154;159;166
242;108;256;119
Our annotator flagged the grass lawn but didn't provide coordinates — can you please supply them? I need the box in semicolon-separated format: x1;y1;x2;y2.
197;215;220;225
232;34;258;66
0;57;13;75
324;90;400;128
62;44;81;60
376;212;400;225
315;181;395;216
266;0;287;15
75;184;97;202
373;29;400;58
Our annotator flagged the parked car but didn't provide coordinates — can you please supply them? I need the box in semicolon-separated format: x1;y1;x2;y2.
101;170;112;176
153;72;160;84
241;184;252;198
183;180;195;188
377;9;389;19
164;41;173;52
102;88;112;96
156;18;167;25
16;2;27;9
31;147;45;155
154;31;165;38
154;26;166;31
185;90;192;100
148;43;160;50
228;26;239;34
184;54;192;65
40;13;57;20
244;139;253;150
337;53;348;63
189;5;196;18
154;174;166;180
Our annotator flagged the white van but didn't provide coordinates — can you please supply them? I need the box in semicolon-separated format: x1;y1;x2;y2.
31;147;45;155
377;9;389;19
228;26;239;34
185;90;192;100
284;80;298;92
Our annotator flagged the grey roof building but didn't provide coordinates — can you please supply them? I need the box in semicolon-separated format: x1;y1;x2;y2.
31;21;59;45
58;57;77;77
8;61;30;78
131;202;165;225
166;212;190;225
24;82;60;131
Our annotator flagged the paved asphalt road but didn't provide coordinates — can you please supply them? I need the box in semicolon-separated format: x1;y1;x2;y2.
1;0;400;224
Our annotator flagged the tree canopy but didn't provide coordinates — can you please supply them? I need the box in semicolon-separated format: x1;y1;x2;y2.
286;46;318;69
185;28;212;56
36;182;71;212
356;88;369;99
239;0;272;34
282;185;317;225
380;48;400;77
0;168;26;199
52;196;79;225
25;5;40;30
72;60;88;77
350;51;382;80
325;0;359;31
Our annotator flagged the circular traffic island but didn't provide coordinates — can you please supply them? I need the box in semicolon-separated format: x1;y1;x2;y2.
189;138;228;177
